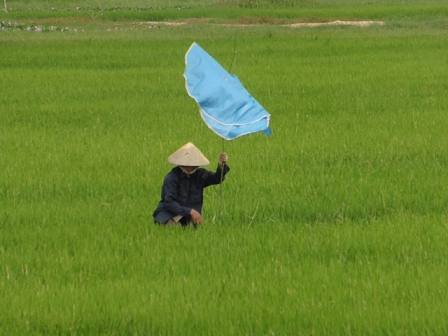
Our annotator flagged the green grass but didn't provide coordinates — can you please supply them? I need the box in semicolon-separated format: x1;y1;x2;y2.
2;1;448;334
3;0;448;22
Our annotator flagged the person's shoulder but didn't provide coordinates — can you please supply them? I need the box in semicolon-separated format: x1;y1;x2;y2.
195;167;213;179
165;167;181;180
196;167;209;175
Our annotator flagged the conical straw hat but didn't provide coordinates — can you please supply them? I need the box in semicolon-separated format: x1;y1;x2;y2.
168;142;210;166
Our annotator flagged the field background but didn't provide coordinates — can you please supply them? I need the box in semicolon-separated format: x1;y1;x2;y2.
2;0;448;334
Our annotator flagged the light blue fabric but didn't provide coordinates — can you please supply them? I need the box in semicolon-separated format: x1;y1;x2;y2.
184;42;271;140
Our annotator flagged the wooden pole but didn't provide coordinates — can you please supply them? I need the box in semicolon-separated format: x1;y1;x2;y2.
218;33;238;222
219;138;225;219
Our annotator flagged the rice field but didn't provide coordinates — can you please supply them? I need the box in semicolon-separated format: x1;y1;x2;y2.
1;1;448;334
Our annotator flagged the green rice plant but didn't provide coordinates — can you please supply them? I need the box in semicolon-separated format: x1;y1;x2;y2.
1;3;448;335
2;0;448;23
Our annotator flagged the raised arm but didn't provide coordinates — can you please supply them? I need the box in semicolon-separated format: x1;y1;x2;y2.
203;152;230;187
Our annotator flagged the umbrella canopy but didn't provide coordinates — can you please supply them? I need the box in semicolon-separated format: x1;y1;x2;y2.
184;42;271;140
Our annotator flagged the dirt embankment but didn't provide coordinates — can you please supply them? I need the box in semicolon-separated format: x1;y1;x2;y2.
140;18;385;27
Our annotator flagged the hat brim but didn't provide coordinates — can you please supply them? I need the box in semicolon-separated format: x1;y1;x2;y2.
168;142;210;166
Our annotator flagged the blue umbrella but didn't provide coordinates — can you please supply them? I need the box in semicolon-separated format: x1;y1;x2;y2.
184;42;271;140
184;42;271;221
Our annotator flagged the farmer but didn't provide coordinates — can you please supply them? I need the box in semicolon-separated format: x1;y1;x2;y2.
153;142;230;226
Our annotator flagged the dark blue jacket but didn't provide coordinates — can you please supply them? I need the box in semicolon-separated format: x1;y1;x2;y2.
153;164;230;224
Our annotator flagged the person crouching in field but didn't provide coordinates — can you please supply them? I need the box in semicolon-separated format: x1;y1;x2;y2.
153;142;230;226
